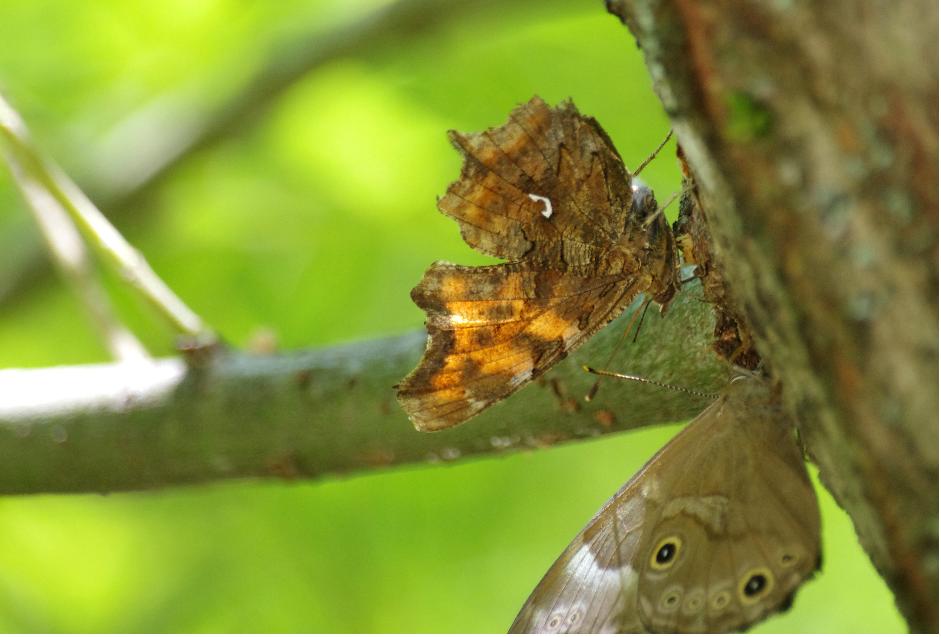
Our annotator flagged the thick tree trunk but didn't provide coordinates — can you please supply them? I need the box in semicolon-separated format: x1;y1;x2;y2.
606;0;938;631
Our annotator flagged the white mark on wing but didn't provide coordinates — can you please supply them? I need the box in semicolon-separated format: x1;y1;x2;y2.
533;544;621;631
466;398;489;413
641;478;662;503
528;193;553;218
525;543;638;632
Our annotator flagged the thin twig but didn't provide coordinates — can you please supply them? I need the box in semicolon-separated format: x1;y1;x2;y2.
2;148;149;361
0;92;213;340
0;0;522;306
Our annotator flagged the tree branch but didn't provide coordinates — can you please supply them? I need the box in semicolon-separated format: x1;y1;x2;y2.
606;0;938;630
0;283;726;495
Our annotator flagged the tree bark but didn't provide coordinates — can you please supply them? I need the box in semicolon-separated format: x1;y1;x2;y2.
606;0;938;631
0;284;727;495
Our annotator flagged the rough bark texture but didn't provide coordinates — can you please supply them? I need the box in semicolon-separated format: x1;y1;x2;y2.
606;0;938;631
0;283;727;495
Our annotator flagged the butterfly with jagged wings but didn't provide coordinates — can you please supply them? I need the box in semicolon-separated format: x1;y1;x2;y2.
509;374;821;633
396;96;678;431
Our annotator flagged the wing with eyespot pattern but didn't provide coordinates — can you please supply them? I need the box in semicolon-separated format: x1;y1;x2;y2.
509;377;821;634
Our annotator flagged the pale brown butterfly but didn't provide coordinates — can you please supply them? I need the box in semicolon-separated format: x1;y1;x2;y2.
510;372;821;633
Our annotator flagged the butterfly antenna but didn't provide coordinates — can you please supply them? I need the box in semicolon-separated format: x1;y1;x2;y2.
632;129;673;176
585;299;648;402
583;366;720;400
631;298;653;344
642;190;680;227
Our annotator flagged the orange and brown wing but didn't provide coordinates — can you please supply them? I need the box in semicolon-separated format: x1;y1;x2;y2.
438;96;635;270
396;262;640;431
397;97;664;431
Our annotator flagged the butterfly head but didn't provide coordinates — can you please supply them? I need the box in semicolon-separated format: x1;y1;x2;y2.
631;179;659;219
626;180;678;307
630;181;667;245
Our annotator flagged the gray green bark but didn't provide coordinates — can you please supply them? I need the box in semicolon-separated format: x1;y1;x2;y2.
0;283;726;495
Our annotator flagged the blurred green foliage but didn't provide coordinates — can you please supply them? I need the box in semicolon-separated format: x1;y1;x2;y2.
0;0;905;632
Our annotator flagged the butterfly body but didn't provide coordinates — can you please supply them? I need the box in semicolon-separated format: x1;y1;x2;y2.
397;97;678;431
510;376;821;633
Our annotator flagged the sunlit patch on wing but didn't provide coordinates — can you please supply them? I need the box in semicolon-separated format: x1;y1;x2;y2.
397;260;642;431
510;478;651;633
513;540;640;633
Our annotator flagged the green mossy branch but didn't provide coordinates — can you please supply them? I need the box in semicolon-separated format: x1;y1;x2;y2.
0;284;725;495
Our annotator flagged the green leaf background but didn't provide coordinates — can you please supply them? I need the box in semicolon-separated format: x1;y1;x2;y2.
0;0;905;632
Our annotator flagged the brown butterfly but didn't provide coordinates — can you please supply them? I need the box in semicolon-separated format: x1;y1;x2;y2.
510;373;821;633
396;96;679;431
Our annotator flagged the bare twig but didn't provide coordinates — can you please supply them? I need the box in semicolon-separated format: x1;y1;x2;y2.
0;0;531;305
2;147;148;361
0;93;213;340
0;283;727;495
